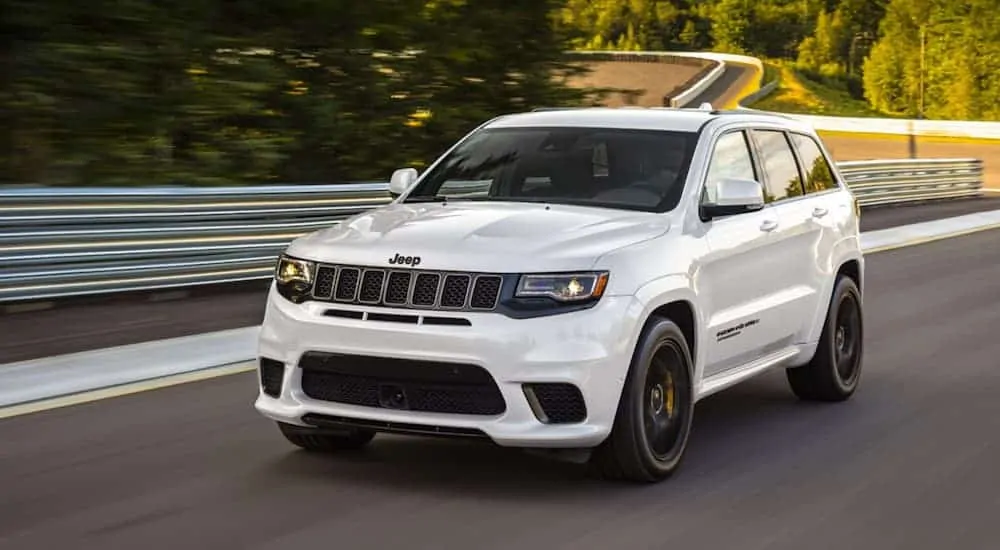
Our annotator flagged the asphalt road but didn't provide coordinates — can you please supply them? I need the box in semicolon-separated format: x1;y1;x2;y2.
689;61;758;109
2;199;1000;365
2;227;1000;549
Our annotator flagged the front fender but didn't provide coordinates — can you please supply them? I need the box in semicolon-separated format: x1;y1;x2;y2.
631;273;706;383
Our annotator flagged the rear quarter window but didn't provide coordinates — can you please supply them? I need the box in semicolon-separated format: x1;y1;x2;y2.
789;133;839;193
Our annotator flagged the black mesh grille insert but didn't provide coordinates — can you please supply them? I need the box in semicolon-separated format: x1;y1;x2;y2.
412;273;440;306
470;276;502;309
384;272;412;305
335;268;360;301
302;371;380;406
259;358;285;398
313;266;337;299
298;352;506;416
359;270;386;303
440;275;471;308
524;383;587;424
310;263;502;311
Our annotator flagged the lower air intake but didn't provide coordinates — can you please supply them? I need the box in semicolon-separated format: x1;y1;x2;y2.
523;383;587;424
298;352;506;416
259;358;285;397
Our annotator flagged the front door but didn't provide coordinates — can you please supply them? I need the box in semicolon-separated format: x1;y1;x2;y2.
697;129;793;377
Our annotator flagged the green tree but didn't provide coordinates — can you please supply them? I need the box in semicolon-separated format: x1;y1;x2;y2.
862;0;1000;120
1;0;593;186
710;0;752;54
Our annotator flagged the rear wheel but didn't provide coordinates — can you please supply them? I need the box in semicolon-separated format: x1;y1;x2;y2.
277;421;376;452
591;317;695;483
786;275;864;402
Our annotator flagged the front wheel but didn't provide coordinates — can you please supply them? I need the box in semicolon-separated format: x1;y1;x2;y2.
786;275;864;402
277;421;376;452
590;317;695;483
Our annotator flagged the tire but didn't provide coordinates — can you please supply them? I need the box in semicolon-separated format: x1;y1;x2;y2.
786;275;864;402
590;317;695;483
277;421;376;452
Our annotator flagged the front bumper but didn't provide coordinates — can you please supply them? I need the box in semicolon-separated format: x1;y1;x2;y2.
254;285;645;448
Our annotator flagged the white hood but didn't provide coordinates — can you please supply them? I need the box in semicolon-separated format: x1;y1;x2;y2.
285;201;670;273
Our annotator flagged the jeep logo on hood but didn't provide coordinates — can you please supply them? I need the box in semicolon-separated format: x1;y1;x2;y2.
388;253;421;267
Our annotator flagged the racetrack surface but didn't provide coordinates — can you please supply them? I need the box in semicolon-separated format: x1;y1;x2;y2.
688;61;758;109
2;200;999;365
2;227;999;549
566;60;703;107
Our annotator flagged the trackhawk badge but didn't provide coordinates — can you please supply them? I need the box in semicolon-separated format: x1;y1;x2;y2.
388;253;421;267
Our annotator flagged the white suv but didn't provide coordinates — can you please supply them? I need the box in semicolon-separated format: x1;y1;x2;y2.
255;106;865;483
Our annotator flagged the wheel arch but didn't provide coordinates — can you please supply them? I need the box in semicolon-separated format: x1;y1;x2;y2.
804;252;865;344
836;257;863;296
632;276;704;382
646;301;698;379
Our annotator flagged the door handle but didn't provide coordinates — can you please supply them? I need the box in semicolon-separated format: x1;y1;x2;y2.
812;207;829;218
759;219;779;232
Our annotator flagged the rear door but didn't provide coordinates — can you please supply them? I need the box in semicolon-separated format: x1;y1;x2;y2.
786;131;857;341
744;128;816;350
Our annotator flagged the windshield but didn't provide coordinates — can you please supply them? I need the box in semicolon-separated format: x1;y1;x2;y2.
404;126;699;213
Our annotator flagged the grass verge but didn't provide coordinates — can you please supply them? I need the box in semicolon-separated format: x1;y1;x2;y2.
753;61;887;118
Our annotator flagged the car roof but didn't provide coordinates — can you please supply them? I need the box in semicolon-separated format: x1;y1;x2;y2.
484;106;814;134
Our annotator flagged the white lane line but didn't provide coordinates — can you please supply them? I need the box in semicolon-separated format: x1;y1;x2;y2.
0;361;255;420
2;208;1000;419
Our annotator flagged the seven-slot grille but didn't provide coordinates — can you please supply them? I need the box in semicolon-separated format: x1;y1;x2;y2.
311;264;503;311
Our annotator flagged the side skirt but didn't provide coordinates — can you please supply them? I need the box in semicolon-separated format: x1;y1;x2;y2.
696;343;816;402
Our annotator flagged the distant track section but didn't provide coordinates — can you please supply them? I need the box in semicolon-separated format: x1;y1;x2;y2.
687;62;757;109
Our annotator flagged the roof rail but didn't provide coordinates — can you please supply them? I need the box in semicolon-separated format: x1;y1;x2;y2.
714;108;799;121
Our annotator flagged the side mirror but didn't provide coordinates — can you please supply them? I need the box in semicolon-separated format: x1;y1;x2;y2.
389;168;419;198
700;177;765;220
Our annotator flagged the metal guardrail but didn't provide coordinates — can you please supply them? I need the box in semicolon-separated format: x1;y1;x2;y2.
0;183;392;302
0;158;984;303
837;158;983;207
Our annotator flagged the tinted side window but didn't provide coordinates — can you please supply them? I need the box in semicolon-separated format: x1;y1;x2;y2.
705;130;756;184
789;133;838;193
752;130;804;203
702;131;758;207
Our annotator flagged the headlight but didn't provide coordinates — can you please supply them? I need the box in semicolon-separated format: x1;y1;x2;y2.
515;272;609;302
274;254;315;303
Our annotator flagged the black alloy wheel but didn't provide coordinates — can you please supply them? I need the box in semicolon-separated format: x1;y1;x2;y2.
643;344;691;463
591;317;695;483
787;275;864;402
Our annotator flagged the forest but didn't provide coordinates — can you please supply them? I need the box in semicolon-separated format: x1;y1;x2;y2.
3;0;996;186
